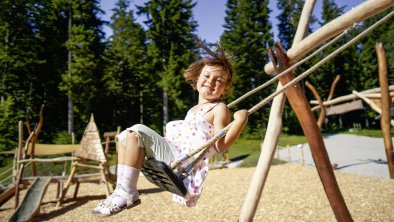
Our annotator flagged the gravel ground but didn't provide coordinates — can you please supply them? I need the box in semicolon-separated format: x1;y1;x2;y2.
1;134;393;221
1;164;393;221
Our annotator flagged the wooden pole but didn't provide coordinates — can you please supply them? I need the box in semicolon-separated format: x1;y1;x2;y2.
311;85;394;110
239;0;317;220
306;81;326;128
272;43;352;221
376;42;394;179
264;0;394;75
239;0;316;220
327;75;341;101
352;90;394;127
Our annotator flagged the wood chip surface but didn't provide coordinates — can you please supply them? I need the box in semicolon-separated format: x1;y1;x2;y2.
1;164;393;221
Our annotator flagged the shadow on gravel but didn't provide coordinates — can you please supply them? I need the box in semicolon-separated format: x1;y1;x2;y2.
335;159;387;170
139;187;164;195
36;194;105;221
230;154;250;162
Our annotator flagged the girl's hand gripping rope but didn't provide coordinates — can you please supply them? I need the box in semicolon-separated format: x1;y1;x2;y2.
215;109;248;153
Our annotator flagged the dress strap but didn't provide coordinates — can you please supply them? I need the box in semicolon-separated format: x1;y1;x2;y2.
199;102;219;116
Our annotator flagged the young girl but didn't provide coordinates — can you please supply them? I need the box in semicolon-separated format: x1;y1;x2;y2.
92;48;248;216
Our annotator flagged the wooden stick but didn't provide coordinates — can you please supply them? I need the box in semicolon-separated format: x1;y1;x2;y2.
264;0;394;75
327;75;341;101
310;85;394;109
359;92;394;98
376;42;394;179
306;81;326;128
352;91;382;113
239;1;317;220
274;43;352;221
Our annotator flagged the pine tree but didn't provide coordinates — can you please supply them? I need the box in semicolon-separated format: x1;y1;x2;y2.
58;0;105;135
100;0;148;130
221;0;274;135
31;0;71;141
276;0;317;48
307;0;348;97
358;10;394;89
137;0;198;130
0;0;46;145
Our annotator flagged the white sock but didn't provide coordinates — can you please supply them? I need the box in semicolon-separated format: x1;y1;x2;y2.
121;165;140;193
116;164;124;187
102;165;139;209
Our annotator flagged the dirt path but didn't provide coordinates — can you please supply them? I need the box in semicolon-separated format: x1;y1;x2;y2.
277;134;392;178
1;164;393;221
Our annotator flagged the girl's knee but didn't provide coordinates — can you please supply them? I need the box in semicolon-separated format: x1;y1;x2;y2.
126;131;138;142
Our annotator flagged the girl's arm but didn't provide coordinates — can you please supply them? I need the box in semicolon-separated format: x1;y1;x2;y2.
213;105;248;153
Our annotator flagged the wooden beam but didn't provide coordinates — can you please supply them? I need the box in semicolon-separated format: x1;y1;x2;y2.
306;81;326;128
327;75;341;101
273;43;352;221
352;91;382;113
265;0;394;75
376;42;394;179
352;90;394;126
310;85;394;110
239;1;317;221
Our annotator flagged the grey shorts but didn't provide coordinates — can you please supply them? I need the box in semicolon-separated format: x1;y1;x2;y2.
116;124;175;164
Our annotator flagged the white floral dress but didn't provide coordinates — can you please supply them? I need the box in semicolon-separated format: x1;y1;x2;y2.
165;102;218;207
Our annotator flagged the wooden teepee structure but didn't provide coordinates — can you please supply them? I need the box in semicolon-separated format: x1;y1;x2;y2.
56;114;114;207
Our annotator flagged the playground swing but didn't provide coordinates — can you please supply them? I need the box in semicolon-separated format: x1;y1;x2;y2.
141;9;394;197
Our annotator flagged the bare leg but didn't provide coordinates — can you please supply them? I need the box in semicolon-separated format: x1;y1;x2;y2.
122;131;145;168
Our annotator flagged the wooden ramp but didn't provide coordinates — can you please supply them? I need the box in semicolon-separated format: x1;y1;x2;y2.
9;177;51;222
0;185;16;207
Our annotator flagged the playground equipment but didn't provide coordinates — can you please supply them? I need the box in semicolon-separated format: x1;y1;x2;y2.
240;0;394;221
9;177;51;222
10;108;115;221
13;105;80;209
56;114;115;207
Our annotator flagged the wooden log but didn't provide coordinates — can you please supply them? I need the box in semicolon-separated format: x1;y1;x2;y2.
20;173;104;184
239;1;317;221
352;91;382;112
327;75;341;101
273;43;352;221
18;156;78;164
56;164;78;207
310;85;394;110
306;81;326;128
0;185;16;206
376;42;394;179
265;0;394;75
352;90;394;126
357;92;394;98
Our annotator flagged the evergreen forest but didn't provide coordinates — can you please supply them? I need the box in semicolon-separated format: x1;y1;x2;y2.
0;0;393;152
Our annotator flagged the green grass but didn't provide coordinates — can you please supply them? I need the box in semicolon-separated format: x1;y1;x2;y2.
224;134;307;167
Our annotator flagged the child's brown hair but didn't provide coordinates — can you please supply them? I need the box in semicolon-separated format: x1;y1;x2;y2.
184;43;234;97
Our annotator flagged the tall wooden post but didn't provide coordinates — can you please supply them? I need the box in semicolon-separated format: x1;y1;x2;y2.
376;42;394;179
270;43;352;222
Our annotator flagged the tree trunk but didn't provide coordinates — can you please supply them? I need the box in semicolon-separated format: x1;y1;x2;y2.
163;90;169;134
67;5;74;135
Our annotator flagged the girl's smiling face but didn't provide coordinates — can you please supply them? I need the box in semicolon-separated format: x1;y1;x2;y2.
196;65;228;102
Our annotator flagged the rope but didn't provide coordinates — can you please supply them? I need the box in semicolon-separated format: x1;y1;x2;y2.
247;9;394;115
171;9;394;171
227;24;354;108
